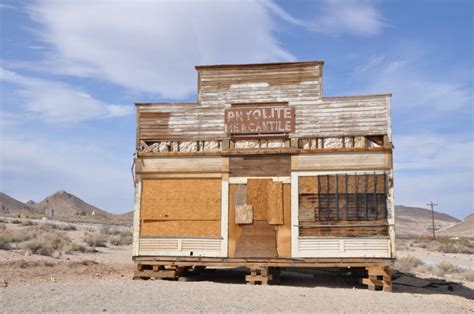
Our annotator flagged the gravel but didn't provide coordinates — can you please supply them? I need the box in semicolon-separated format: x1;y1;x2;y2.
1;277;473;313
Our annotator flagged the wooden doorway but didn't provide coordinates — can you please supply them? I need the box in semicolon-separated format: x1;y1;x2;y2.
229;179;285;258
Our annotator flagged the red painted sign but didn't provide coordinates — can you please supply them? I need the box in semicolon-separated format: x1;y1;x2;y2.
225;106;295;134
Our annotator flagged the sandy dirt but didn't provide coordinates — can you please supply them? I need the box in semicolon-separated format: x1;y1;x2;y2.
1;220;473;313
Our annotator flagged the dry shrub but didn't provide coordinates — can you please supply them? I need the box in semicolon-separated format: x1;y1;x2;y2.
64;242;96;254
24;232;72;257
0;223;6;230
8;229;35;243
100;226;132;246
436;261;463;274
10;219;21;224
463;271;474;282
433;267;445;277
433;237;474;254
85;232;108;247
60;224;77;231
395;256;424;273
101;226;121;236
0;231;12;250
109;234;133;246
20;220;35;226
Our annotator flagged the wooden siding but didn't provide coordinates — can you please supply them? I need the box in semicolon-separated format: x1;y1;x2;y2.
136;94;390;141
293;151;391;171
136;156;224;173
229;154;291;177
198;63;323;106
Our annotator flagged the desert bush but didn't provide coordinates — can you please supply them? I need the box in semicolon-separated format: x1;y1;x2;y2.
60;224;77;231
10;219;21;224
101;226;121;236
395;256;424;273
432;267;445;277
436;261;463;274
8;229;35;243
109;233;133;246
64;242;95;254
24;232;72;257
0;231;12;250
0;223;6;230
463;271;474;282
20;220;35;226
433;237;474;254
84;232;107;247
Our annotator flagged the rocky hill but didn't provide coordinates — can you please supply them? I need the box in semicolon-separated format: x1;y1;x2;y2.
32;190;110;218
439;213;474;237
0;192;34;215
395;205;460;236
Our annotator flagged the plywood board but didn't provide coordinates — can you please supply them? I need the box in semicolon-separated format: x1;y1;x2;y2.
140;220;221;237
141;179;221;221
247;179;271;220
298;176;317;194
276;184;291;257
267;181;283;225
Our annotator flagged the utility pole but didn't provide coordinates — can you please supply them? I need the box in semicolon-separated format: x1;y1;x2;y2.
427;201;438;240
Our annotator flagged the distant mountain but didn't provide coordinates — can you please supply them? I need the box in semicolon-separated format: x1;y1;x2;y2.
115;210;133;219
0;192;34;215
26;200;37;206
395;205;460;236
439;213;474;237
32;190;110;218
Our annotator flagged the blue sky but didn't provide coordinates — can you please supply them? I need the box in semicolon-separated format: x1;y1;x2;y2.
0;0;472;219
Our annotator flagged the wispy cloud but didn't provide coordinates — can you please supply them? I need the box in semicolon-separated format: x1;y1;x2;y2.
0;68;131;123
312;0;386;36
22;0;386;100
26;0;294;99
353;54;472;113
266;0;386;37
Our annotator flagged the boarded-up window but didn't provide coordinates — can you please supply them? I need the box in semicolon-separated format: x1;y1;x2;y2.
298;173;389;223
298;173;390;237
140;179;221;238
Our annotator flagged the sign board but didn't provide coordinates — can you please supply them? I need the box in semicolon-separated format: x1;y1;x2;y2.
225;106;295;135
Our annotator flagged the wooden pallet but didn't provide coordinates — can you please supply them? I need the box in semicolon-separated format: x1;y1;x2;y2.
133;256;393;290
133;263;178;280
361;266;392;292
245;267;273;285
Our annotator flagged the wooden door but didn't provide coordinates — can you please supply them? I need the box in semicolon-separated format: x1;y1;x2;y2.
228;180;292;258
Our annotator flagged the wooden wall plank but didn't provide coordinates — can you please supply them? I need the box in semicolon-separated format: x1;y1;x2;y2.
136;94;391;140
230;154;291;177
137;157;223;173
294;152;391;171
140;220;221;237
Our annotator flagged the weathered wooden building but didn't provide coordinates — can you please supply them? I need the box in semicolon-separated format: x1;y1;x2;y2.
132;61;394;291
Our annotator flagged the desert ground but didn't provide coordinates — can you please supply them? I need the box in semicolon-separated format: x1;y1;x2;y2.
1;217;473;313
